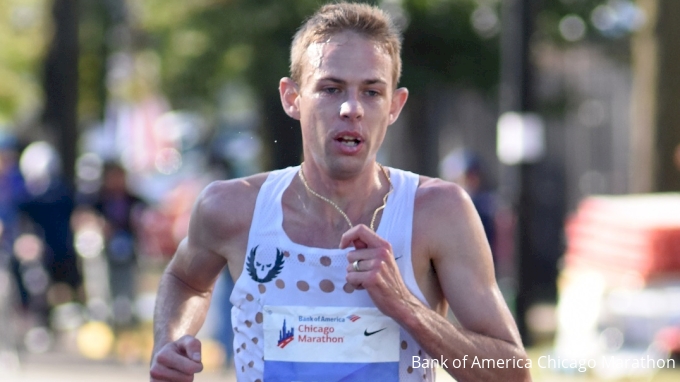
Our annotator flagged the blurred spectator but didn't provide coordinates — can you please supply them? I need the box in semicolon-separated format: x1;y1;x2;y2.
18;141;81;304
0;133;25;260
0;133;26;359
93;161;146;327
139;178;204;259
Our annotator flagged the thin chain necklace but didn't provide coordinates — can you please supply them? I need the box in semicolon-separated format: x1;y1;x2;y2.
298;163;393;231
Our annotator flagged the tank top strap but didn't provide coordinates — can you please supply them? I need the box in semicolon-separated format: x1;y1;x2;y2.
376;167;419;244
378;167;429;307
247;166;299;245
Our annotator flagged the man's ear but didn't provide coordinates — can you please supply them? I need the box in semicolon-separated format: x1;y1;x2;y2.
388;87;409;125
279;77;301;120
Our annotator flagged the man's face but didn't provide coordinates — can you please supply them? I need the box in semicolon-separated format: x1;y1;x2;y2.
292;31;406;179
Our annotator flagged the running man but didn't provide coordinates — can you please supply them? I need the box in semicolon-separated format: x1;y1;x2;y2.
150;2;530;381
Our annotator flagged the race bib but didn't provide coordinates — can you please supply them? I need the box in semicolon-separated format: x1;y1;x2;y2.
263;305;399;382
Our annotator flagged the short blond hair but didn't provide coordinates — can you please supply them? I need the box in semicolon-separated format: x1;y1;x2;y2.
290;2;402;87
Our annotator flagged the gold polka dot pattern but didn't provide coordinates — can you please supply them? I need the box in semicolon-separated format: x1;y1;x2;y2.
343;283;355;293
297;280;310;291
319;279;335;293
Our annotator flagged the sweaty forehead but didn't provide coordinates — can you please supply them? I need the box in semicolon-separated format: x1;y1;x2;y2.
301;32;392;85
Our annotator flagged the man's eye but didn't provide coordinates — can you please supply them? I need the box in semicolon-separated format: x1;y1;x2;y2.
324;87;339;94
365;90;380;97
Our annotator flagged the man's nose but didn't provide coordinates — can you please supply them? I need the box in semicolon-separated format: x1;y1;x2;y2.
339;92;364;121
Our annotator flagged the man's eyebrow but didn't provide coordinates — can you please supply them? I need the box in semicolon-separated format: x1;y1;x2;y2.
364;78;387;86
318;77;345;85
317;77;387;86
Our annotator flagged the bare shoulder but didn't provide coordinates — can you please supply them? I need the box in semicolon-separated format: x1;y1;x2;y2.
414;176;472;214
192;172;269;237
412;176;488;263
166;172;270;291
186;173;268;258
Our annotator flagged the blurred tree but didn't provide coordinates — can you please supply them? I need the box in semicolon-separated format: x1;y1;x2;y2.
78;0;110;123
402;0;498;91
135;0;327;169
0;0;49;127
400;0;498;176
631;0;680;192
43;0;78;188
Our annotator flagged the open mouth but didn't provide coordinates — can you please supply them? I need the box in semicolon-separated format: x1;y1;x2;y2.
336;135;362;147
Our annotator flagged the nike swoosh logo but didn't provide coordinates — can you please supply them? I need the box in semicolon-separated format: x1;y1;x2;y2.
364;328;387;336
394;256;403;261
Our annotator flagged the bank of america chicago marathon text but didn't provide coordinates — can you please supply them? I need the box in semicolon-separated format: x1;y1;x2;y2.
296;325;344;343
412;355;676;371
295;315;348;343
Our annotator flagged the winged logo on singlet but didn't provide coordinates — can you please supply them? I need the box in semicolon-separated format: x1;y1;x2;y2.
247;245;286;283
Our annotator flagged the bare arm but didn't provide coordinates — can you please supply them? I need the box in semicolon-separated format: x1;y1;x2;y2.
151;238;226;355
149;240;222;381
342;180;531;382
150;179;255;381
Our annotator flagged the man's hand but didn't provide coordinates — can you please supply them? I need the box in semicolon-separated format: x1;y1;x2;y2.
340;224;418;319
150;335;203;382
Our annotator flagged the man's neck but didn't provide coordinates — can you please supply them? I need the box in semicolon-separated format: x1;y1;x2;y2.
298;161;389;226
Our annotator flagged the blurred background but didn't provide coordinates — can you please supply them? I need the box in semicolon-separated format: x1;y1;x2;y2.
0;0;678;381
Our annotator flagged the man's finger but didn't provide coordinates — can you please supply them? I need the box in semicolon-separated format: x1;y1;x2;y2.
346;269;367;289
353;239;368;249
166;351;203;375
346;258;378;273
151;361;196;382
177;335;202;362
152;345;203;380
339;224;387;249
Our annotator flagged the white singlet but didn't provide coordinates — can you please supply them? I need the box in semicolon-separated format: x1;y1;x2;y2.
229;165;435;382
